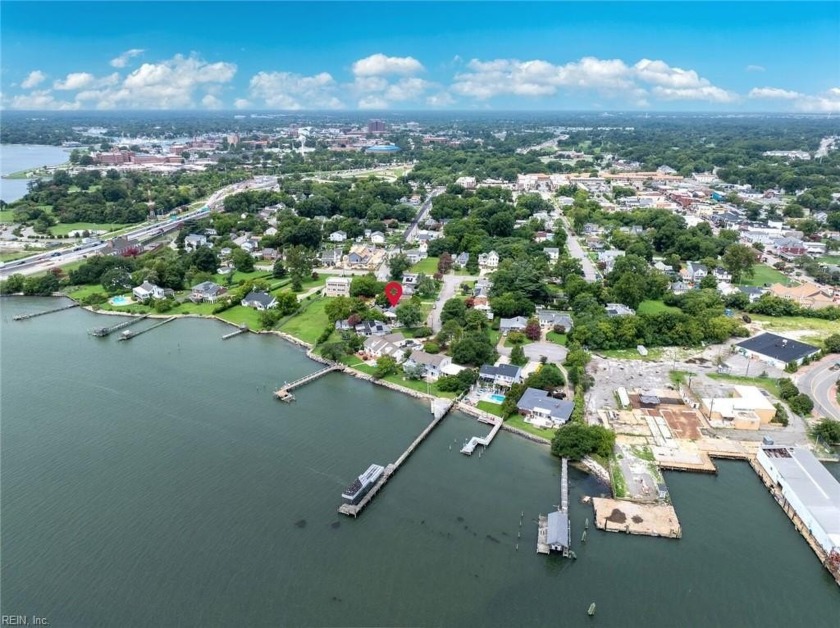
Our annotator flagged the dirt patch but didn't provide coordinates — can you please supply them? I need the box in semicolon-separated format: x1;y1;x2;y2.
606;508;627;524
632;515;644;523
658;406;706;440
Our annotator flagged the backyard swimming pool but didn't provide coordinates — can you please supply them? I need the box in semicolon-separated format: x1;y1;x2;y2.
485;393;506;404
109;296;131;306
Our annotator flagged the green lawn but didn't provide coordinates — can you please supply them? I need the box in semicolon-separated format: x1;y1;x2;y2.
168;301;218;316
817;255;840;266
410;256;439;275
211;270;272;285
278;298;330;344
637;299;680;315
504;414;556;440
749;314;840;341
477;401;506;417
486;328;502;346
505;335;534;348
546;331;568;345
598;347;665;361
65;284;108;300
50;222;129;236
0;210;17;223
741;264;789;287
669;370;693;386
707;373;781;399
0;251;31;262
216;305;263;329
380;374;458;398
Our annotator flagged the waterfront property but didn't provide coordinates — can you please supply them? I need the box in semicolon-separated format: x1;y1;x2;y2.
190;281;227;303
478;364;523;390
241;291;276;310
517;388;574;428
756;446;840;564
700;385;777;430
735;332;820;369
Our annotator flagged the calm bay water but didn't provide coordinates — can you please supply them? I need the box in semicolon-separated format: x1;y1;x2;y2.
0;144;71;202
2;297;839;627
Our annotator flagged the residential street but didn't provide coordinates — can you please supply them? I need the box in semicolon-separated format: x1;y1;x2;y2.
556;214;599;282
797;356;840;421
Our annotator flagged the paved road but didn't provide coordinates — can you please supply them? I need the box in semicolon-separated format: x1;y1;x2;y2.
403;186;443;243
556;214;598;282
428;273;479;332
797;356;840;421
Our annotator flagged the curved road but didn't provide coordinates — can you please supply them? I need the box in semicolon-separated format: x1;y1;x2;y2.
797;356;840;421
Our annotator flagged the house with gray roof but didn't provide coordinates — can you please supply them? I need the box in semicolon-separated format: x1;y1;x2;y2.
404;350;451;380
605;303;635;317
537;310;573;331
190;281;226;303
241;291;276;310
517;387;575;427
479;364;523;389
500;316;528;334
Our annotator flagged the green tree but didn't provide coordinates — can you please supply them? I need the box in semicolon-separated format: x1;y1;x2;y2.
272;259;287;279
320;341;347;361
396;302;423;328
510;344;527;366
440;297;467;325
722;243;757;284
373;355;399;379
550;424;615;461
451;330;496;366
389;253;412;281
232;248;255;272
286;245;315;292
823;334;840;353
812;418;840;445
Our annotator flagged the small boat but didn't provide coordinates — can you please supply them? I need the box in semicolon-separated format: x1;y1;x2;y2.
588;603;596;617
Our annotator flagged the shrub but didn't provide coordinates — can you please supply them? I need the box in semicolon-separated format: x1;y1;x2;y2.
423;342;440;354
772;403;789;426
788;394;814;416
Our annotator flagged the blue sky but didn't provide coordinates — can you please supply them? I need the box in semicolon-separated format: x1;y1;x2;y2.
2;1;838;111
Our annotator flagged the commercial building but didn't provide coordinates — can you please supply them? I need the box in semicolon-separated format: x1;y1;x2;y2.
700;385;777;430
736;333;820;369
756;446;840;557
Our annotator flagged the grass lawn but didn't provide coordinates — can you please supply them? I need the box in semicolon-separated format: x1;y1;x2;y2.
50;222;129;236
212;270;272;285
817;255;840;265
380;374;458;398
0;210;17;223
168;301;218;316
637;299;680;315
486;328;502;346
741;264;789;287
477;401;506;417
278;298;330;344
504;414;556;440
707;373;781;399
0;251;31;262
65;284;108;300
505;336;534;348
598;347;666;361
546;331;568;345
216;305;263;329
668;370;693;386
750;314;840;341
410;256;439;275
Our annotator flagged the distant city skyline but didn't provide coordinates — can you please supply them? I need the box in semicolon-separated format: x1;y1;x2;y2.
1;1;837;112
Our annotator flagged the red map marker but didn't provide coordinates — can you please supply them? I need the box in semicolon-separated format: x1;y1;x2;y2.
384;281;403;307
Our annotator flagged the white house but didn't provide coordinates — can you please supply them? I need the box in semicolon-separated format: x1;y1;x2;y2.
370;231;386;245
184;233;208;251
132;281;165;302
405;350;451;380
478;251;499;270
329;230;347;242
543;247;560;263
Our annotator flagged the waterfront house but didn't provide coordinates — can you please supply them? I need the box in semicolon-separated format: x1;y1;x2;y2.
517;387;575;428
241;291;277;310
479;364;523;389
363;333;407;361
404;350;451;381
190;281;227;303
325;277;351;298
132;281;165;302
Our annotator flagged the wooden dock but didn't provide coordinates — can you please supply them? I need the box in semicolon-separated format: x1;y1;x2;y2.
538;458;572;555
222;324;248;340
117;316;176;341
273;363;344;401
338;400;455;517
461;418;502;455
89;314;149;337
13;302;79;321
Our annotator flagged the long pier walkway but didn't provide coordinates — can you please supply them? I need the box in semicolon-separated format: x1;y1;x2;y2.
89;314;149;337
274;363;344;401
339;400;455;517
118;316;176;341
538;458;572;555
222;325;248;340
461;418;502;455
13;302;79;321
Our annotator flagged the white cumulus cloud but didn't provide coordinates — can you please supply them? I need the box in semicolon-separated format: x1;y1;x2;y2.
54;72;96;90
9;90;78;110
110;49;145;68
234;98;251;110
745;65;766;72
248;71;343;109
352;54;424;77
749;87;802;100
21;70;46;89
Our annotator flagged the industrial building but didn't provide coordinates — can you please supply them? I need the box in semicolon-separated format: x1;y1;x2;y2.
735;333;820;369
756;446;840;557
700;385;777;430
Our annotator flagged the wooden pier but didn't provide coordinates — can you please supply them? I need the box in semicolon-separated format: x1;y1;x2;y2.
222;324;248;340
89;314;149;337
338;400;455;517
461;418;502;455
273;363;344;402
117;316;176;341
538;458;572;555
13;302;79;321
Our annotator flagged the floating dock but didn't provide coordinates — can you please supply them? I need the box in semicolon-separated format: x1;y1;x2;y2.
117;316;176;341
13;302;79;321
274;363;344;402
339;400;455;517
592;498;681;538
89;314;149;337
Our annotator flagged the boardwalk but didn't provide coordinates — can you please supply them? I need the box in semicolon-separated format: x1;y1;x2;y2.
13;302;79;321
118;316;177;341
274;364;344;401
339;400;454;517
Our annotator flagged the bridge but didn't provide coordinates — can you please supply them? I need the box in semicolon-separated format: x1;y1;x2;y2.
274;363;344;402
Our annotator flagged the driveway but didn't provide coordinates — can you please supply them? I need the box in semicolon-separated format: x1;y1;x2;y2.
496;336;568;364
428;273;478;332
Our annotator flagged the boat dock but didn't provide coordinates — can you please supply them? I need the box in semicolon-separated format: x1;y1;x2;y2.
339;400;455;517
274;363;344;402
222;324;248;340
13;302;79;321
89;314;149;337
538;458;572;556
117;316;176;341
461;418;502;455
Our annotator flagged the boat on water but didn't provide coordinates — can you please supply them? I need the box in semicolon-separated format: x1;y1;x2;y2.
588;603;596;617
341;464;385;505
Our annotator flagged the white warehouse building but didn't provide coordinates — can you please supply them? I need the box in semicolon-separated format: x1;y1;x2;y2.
756;446;840;558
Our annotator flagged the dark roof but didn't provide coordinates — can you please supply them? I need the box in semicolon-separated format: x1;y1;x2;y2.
737;333;820;363
479;364;522;379
243;291;274;307
517;388;575;423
